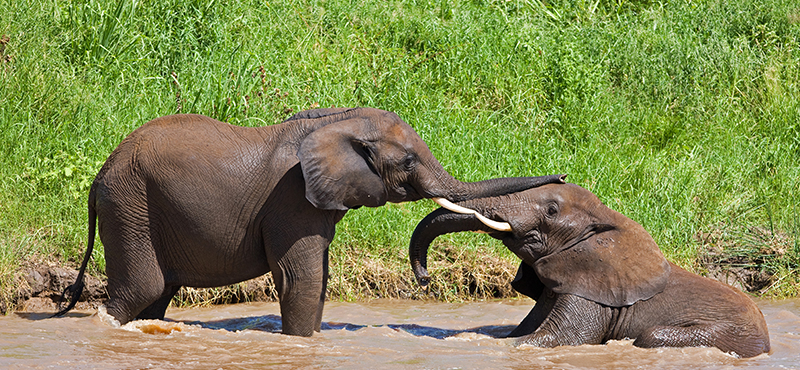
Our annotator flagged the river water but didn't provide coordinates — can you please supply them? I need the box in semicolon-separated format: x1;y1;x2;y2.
2;298;798;369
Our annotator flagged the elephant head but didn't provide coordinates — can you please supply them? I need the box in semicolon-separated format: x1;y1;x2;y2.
409;182;670;307
293;107;566;212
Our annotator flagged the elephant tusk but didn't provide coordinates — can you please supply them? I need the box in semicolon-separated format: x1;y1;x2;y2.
474;212;513;232
432;198;512;232
432;197;476;214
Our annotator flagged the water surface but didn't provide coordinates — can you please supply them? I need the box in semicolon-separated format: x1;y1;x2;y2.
2;299;798;369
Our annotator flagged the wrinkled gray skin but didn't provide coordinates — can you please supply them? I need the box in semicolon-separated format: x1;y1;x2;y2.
53;107;564;336
410;183;771;358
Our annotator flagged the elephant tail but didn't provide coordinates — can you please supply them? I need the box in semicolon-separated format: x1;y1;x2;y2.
52;183;98;318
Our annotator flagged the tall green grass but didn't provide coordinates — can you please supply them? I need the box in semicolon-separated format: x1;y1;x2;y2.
1;0;798;304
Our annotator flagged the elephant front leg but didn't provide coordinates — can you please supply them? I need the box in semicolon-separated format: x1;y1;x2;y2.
507;290;557;338
515;293;611;347
268;234;331;336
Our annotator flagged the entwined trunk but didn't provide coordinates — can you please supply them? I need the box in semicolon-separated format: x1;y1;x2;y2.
408;208;494;286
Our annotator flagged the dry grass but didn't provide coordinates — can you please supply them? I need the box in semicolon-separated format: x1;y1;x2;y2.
696;224;799;298
325;243;521;303
4;241;526;313
173;276;279;308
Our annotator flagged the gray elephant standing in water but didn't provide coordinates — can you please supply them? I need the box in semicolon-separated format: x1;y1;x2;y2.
410;183;770;358
53;107;564;336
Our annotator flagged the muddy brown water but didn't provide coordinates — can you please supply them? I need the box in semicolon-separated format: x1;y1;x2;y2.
1;299;798;369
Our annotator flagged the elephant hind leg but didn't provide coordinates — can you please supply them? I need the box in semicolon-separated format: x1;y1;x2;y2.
634;324;717;349
633;324;768;358
106;276;166;325
103;234;168;324
136;285;181;320
96;177;171;324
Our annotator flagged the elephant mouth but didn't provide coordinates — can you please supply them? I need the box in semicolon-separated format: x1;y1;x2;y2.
395;183;422;202
432;198;512;232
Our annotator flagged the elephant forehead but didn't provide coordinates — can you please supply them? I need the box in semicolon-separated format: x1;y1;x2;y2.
513;183;571;205
383;121;423;145
554;184;601;206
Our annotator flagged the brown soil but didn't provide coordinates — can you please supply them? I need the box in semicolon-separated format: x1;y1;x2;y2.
0;34;11;64
7;260;107;313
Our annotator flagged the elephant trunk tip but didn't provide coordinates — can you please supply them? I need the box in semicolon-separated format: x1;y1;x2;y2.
411;262;431;287
417;275;430;287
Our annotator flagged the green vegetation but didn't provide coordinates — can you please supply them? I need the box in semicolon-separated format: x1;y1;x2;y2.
2;0;798;308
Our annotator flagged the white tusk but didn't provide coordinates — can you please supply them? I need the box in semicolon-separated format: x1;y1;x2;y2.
432;198;512;232
474;212;512;232
433;197;476;214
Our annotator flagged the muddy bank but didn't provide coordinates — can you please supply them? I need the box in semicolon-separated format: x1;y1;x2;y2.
696;226;793;294
4;245;525;314
9;221;797;314
5;240;784;315
6;260;107;313
4;260;276;314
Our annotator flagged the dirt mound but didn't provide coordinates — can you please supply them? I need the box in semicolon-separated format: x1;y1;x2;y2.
7;260;107;313
4;260;280;314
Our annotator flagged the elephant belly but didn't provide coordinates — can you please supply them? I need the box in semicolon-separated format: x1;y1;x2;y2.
152;227;271;288
163;245;270;288
145;188;274;287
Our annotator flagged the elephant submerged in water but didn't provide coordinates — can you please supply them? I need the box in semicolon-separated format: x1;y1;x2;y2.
409;183;770;358
53;107;565;336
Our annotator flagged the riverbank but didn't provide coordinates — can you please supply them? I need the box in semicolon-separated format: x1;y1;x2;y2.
3;243;522;314
5;224;795;314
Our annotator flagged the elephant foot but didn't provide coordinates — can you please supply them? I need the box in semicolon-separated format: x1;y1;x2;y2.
135;286;181;320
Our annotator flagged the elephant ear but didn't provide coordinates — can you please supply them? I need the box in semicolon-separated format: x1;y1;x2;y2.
511;261;545;300
534;220;670;307
297;117;387;210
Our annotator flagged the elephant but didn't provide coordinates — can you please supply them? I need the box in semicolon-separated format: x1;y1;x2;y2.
52;107;565;336
409;182;771;358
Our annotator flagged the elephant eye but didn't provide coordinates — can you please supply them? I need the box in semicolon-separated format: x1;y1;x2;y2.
546;203;559;217
402;154;416;171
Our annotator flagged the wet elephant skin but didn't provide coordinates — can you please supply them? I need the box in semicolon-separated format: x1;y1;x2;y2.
409;183;770;357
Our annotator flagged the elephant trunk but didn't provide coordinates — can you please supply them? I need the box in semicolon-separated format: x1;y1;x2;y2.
409;208;493;286
417;166;563;230
436;173;565;203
